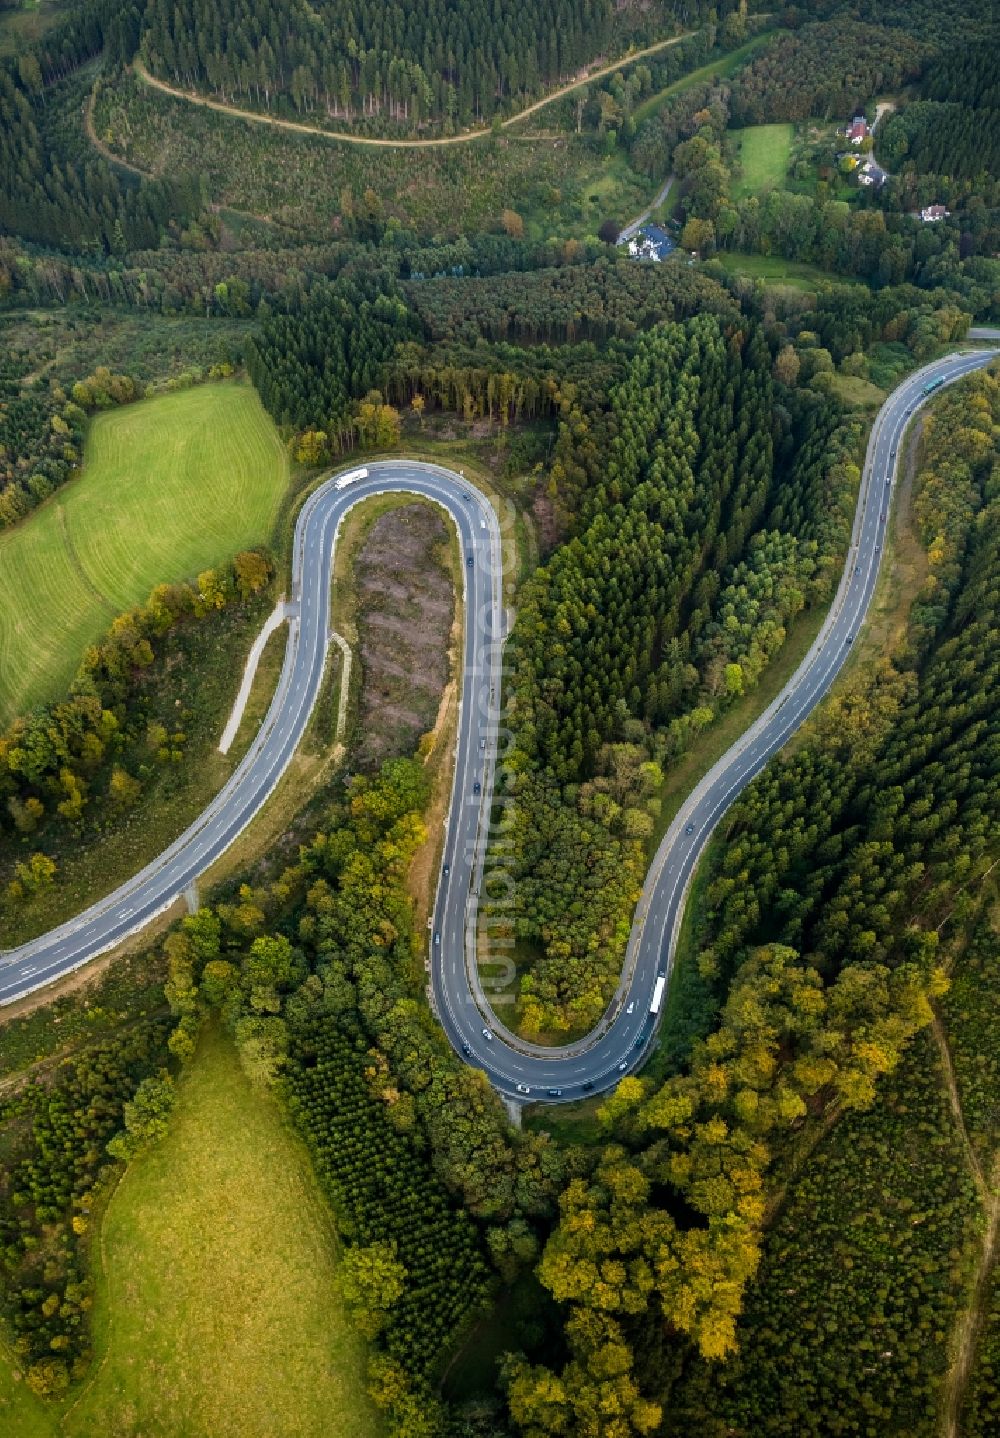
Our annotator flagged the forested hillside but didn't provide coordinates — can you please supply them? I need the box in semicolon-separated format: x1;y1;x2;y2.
241;259;740;462
138;0;718;132
0;0;202;252
877;30;1000;181
729;18;922;124
0;1;998;1436
491;314;846;1037
506;361;1000;1438
142;0;612;128
205;254;985;1049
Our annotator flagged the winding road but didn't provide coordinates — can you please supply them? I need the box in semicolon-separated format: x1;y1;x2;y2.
1;350;995;1103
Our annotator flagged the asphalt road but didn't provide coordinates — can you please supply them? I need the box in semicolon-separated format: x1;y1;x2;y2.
0;462;497;1009
1;352;995;1105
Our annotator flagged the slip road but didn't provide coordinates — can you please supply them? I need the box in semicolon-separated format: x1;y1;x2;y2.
1;352;995;1102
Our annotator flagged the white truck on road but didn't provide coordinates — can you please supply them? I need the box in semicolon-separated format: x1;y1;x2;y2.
334;467;368;490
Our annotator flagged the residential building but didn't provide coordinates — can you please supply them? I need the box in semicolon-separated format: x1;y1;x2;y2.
858;157;887;187
848;114;869;145
625;223;676;262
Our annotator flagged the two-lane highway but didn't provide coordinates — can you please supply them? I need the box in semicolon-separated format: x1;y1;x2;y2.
1;351;995;1102
0;462;498;1012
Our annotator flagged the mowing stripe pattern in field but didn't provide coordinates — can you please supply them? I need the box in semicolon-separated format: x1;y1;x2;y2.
0;382;288;726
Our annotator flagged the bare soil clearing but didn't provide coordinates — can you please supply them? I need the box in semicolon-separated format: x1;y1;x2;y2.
354;504;455;769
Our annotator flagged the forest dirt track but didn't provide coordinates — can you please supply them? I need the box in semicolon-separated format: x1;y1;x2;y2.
132;32;693;149
931;1009;999;1438
84;85;148;175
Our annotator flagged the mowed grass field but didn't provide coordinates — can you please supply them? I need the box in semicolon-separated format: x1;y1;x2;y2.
61;1027;380;1438
0;381;287;726
729;122;794;199
712;250;858;290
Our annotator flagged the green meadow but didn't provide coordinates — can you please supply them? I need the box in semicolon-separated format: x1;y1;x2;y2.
1;1028;379;1437
0;381;288;725
729;122;795;199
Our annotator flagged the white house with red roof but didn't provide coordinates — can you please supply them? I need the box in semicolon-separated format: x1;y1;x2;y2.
848;114;869;145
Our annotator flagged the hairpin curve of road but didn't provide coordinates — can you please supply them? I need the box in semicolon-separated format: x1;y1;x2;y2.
1;349;996;1104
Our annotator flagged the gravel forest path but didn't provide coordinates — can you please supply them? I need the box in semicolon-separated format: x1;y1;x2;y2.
132;32;693;150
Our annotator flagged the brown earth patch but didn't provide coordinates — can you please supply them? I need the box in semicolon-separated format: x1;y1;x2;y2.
531;485;563;554
353;502;454;769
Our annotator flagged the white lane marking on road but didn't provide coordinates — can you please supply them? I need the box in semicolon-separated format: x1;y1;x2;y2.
3;360;994;1095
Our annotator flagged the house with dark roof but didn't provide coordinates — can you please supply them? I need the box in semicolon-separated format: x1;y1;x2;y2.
858;157;887;187
625;223;676;262
920;204;949;222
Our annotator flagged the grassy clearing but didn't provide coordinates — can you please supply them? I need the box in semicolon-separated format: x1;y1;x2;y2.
728;122;794;200
709;250;855;290
828;373;888;410
0;381;288;724
61;1025;379;1438
64;383;284;614
632;30;775;126
0;1341;54;1438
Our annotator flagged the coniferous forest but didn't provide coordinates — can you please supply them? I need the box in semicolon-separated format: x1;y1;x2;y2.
138;0;727;132
0;1;998;1436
